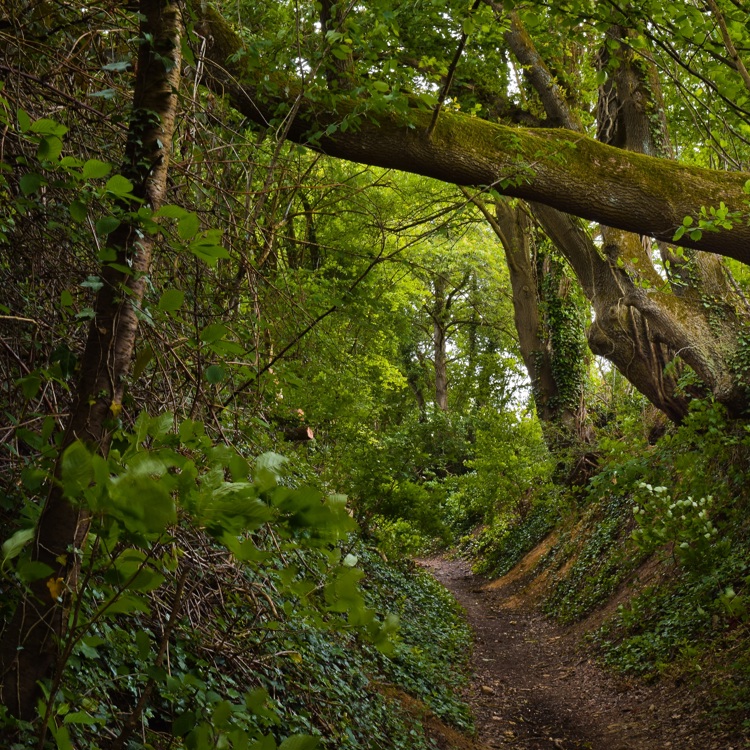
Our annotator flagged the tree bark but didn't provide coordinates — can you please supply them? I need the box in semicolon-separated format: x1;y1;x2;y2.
0;0;182;720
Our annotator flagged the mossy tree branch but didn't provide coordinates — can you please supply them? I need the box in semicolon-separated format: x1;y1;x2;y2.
197;6;750;264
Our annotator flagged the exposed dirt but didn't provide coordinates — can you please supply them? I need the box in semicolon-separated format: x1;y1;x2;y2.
418;553;748;750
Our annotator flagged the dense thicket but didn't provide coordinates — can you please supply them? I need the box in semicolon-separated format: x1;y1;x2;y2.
2;0;750;746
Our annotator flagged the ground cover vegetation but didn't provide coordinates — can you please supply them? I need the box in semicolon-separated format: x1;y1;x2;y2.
2;0;750;745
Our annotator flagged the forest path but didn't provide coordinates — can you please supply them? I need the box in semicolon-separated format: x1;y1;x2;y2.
418;555;724;750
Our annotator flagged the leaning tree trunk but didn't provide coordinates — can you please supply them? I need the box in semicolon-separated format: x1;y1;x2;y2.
195;5;750;263
0;0;182;720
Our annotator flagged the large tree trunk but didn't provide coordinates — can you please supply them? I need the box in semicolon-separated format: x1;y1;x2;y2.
0;0;182;720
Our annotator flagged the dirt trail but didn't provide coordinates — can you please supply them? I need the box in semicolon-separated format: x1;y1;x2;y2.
419;556;738;750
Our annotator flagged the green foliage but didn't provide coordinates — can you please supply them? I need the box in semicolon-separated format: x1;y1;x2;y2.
1;413;476;748
457;408;552;527
632;483;724;570
537;254;589;416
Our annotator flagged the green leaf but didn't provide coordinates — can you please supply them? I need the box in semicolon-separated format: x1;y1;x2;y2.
132;345;154;379
61;441;94;497
100;592;151;616
148;411;174;439
81;274;104;291
324;567;365;613
158;288;185;312
102;60;131;72
154;204;189;219
104;174;134;197
89;88;117;99
69;200;87;222
49;722;74;750
30;118;68;136
38;135;63;161
107;472;176;535
371;80;389;93
177;212;200;240
17;108;31;132
63;711;101;726
96;216;120;235
82;159;113;179
204;364;226;383
189;232;230;266
200;323;229;343
79;635;107;658
199;482;273;534
51;343;77;379
18;374;41;400
16;558;54;583
20;172;44;195
212;700;234;728
135;630;151;660
222;535;270;562
252;735;277;750
1;527;35;568
173;711;197;736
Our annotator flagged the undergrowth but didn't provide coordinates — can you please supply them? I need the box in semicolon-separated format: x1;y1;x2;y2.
9;534;474;750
